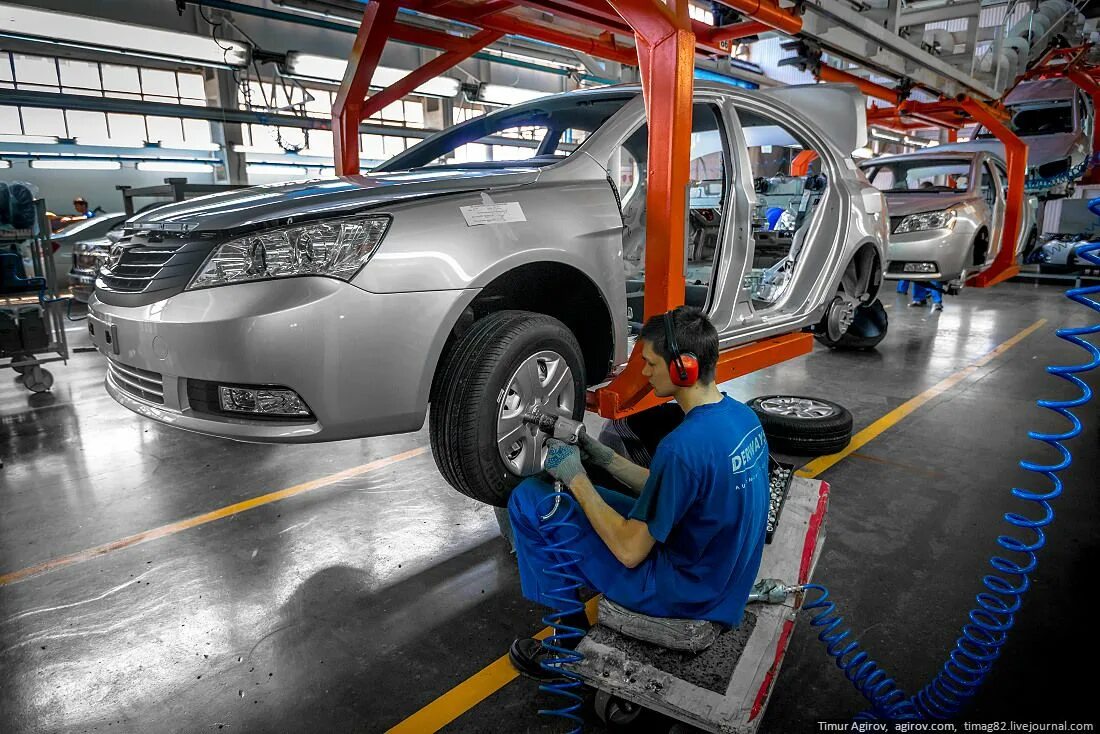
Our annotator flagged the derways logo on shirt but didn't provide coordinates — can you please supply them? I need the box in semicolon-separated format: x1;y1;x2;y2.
729;427;767;475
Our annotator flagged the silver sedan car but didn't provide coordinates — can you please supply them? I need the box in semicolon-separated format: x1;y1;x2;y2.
860;150;1037;288
89;82;886;505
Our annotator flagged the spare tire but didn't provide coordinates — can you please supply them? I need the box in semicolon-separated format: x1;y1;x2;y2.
747;395;853;456
814;299;888;351
429;310;585;506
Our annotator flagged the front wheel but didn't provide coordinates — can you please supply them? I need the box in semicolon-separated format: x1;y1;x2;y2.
429;310;585;507
814;299;888;350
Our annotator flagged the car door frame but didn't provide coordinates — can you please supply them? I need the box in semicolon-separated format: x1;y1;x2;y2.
975;153;1004;266
580;88;747;345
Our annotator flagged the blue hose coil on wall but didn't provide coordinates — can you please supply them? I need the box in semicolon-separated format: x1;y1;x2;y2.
535;489;587;733
803;239;1100;720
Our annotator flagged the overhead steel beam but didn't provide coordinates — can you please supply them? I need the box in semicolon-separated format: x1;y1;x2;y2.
800;0;999;99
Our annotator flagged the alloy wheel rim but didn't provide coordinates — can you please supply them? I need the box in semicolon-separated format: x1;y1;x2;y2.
496;350;576;476
758;396;837;419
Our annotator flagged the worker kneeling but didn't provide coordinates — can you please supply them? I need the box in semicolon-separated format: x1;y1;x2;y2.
508;306;771;677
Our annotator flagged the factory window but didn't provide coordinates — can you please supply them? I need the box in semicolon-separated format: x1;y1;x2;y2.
0;106;20;134
0;50;208;145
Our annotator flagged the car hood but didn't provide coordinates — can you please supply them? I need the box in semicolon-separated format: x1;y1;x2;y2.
125;167;544;232
883;192;977;217
933;134;1079;167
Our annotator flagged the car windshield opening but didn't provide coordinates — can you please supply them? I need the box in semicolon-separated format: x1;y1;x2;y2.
975;101;1073;138
861;159;971;193
375;93;636;172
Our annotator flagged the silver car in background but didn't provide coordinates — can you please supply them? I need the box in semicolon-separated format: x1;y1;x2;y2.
861;150;1037;289
88;82;886;506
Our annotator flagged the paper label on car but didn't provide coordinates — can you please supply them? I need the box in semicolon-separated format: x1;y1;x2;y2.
460;202;526;226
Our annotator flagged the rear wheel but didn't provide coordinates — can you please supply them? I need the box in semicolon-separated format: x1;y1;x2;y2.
429;311;585;506
813;299;888;350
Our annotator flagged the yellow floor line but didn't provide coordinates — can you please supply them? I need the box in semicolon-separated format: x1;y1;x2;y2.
0;447;429;587
385;317;1047;733
796;318;1045;479
385;597;600;734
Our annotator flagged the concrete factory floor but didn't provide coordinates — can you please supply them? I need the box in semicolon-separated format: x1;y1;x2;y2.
1;281;1097;733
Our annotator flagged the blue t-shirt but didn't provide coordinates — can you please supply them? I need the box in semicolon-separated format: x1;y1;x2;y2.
626;395;769;626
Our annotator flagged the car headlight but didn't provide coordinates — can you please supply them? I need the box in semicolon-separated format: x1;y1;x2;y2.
893;209;956;234
187;215;390;290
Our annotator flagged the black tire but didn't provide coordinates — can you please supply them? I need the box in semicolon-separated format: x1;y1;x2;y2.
813;299;888;351
429;310;585;507
748;395;853;456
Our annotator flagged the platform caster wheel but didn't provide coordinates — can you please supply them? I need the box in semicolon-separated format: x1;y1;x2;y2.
23;366;53;392
9;353;34;374
594;689;643;727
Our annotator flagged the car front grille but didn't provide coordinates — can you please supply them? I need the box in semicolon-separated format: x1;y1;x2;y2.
95;230;221;305
107;359;165;405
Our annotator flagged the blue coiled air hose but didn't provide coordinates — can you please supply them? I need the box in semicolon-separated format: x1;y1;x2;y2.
803;239;1100;720
534;484;587;733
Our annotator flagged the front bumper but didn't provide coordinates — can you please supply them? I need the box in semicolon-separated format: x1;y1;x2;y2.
883;227;972;282
89;278;474;443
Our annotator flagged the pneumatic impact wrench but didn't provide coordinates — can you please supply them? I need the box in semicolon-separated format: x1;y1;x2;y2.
522;408;586;520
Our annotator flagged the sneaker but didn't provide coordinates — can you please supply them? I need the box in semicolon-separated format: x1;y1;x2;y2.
909;300;927;308
932;303;943;311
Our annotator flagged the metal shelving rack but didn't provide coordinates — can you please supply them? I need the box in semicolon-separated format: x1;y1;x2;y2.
1;199;69;392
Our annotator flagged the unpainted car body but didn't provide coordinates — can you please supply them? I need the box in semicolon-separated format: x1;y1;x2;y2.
88;82;886;501
934;78;1095;196
861;150;1037;284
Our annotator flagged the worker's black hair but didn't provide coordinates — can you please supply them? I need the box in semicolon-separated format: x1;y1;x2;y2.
639;306;719;384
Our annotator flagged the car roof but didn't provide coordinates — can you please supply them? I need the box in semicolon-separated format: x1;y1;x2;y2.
1004;78;1077;106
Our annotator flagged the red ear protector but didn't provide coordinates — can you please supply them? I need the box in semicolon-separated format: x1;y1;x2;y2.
663;311;699;387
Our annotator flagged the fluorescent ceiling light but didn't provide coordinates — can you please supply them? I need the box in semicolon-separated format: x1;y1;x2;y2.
137;161;214;173
477;84;549;106
0;3;249;67
0;160;10;169
852;147;874;159
31;159;121;170
284;52;461;98
247;163;308;176
0;134;57;145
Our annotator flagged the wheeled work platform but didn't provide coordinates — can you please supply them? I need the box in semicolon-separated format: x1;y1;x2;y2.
570;476;830;732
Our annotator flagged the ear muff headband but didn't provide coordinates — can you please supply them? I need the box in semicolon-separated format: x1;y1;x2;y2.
663;311;699;387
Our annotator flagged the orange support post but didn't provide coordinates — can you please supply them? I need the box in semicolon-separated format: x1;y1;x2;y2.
333;1;397;176
790;149;818;176
962;97;1026;287
588;0;694;416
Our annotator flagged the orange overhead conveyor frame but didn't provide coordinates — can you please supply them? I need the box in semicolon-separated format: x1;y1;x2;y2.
332;0;811;420
867;97;1027;288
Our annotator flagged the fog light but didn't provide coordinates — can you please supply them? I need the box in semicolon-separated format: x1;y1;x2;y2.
903;262;937;273
218;386;310;416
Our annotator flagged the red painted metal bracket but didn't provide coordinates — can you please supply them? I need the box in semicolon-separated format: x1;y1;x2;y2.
589;332;813;419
